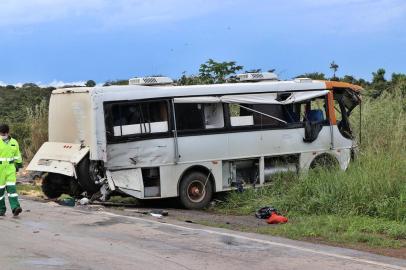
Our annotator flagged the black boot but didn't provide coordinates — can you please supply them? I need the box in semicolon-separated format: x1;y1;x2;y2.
12;207;22;217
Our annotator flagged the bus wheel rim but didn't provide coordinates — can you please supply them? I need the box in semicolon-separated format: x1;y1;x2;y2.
187;180;206;203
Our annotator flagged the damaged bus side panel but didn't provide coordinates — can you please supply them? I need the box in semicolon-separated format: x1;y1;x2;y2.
28;77;362;209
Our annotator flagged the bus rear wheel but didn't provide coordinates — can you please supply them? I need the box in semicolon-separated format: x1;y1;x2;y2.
179;172;213;210
310;154;339;170
42;173;68;199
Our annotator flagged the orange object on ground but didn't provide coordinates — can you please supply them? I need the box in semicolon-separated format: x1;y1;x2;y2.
267;212;288;224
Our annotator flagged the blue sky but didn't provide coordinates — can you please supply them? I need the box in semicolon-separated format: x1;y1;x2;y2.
0;0;405;86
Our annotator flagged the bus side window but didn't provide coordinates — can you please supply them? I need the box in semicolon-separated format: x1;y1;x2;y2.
229;104;255;126
175;103;224;131
228;104;288;127
112;101;169;137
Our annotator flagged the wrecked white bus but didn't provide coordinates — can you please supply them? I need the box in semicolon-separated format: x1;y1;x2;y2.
28;73;362;209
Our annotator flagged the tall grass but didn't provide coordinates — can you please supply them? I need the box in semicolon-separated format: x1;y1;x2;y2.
12;100;48;161
219;85;406;222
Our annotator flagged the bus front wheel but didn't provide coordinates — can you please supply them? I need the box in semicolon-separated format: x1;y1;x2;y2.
77;157;101;197
179;172;213;210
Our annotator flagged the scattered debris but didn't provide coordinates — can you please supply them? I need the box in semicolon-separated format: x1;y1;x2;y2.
79;198;90;205
58;198;75;207
150;213;163;218
150;209;168;216
267;213;288;224
149;210;169;218
255;206;288;224
255;206;278;219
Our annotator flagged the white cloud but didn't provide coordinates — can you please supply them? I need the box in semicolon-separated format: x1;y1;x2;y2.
279;0;406;33
0;0;236;29
0;0;103;27
0;0;404;33
0;80;87;88
37;80;87;88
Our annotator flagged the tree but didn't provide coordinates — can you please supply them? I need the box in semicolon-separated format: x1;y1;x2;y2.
5;85;16;90
177;72;203;86
342;75;356;84
368;68;388;98
330;61;339;79
198;59;243;84
295;72;326;80
244;69;262;73
103;79;129;86
85;80;96;87
390;73;406;85
372;68;386;84
22;83;39;89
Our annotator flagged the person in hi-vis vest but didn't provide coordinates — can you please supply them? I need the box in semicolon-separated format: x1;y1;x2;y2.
0;124;22;216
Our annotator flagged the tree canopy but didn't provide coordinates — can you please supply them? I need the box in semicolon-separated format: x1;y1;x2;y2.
85;80;96;87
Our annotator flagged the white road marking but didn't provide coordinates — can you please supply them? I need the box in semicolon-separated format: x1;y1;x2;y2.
102;211;406;270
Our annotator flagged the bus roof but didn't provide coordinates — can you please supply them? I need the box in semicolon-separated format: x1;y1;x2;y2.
52;79;362;101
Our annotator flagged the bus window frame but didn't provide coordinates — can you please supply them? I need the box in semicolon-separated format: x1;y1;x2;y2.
104;98;173;143
104;92;333;143
173;102;228;136
224;94;331;131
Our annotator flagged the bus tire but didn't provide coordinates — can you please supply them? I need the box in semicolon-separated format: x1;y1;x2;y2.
42;173;66;199
310;154;339;170
179;172;213;210
76;157;100;196
69;179;83;198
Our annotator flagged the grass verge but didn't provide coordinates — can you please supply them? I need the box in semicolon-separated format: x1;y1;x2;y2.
202;215;406;249
212;87;406;250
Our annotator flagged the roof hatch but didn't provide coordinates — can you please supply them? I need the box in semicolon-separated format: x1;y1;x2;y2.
129;76;174;86
236;72;278;82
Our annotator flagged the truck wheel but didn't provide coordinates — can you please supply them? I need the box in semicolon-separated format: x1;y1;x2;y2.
76;157;100;196
42;173;67;199
179;172;213;210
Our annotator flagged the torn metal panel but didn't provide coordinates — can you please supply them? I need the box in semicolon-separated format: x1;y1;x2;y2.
106;138;174;169
108;168;143;191
174;96;221;103
221;90;329;104
27;142;90;177
173;90;330;105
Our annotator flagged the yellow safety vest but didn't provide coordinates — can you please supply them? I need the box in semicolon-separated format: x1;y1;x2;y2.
0;137;22;165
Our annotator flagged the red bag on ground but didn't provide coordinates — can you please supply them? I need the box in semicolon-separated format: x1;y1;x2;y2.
267;212;288;224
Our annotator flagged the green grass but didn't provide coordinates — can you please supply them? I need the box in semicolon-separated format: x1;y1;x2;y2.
214;85;406;248
200;215;406;248
17;184;44;197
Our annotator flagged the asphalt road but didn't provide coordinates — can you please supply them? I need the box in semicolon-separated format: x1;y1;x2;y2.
1;199;406;270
